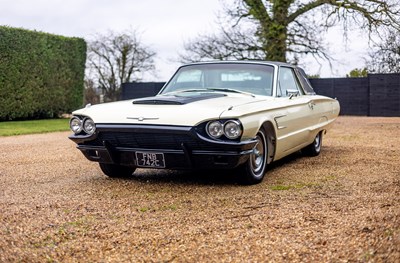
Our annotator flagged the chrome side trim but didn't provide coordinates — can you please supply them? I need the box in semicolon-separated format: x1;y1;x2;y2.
274;115;287;130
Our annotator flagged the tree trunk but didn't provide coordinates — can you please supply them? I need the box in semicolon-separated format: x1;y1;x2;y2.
264;21;287;62
244;0;289;62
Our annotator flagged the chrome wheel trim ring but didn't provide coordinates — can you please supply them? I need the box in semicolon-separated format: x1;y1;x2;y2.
250;133;266;177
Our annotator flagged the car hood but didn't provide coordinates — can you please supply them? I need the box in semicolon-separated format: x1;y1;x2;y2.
72;92;268;126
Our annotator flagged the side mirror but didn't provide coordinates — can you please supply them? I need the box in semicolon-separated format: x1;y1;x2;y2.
286;89;300;99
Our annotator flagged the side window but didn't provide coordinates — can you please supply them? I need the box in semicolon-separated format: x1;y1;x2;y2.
277;67;302;97
296;67;316;95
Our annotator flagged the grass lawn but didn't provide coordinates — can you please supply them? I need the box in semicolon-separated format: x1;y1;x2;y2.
0;119;70;136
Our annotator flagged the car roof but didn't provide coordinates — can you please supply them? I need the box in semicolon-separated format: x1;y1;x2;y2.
183;60;294;68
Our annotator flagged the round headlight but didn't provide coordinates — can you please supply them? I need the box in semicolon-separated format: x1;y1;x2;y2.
70;117;82;134
207;121;223;138
83;118;96;135
224;120;242;139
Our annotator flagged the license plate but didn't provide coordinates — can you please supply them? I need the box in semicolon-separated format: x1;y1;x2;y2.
135;152;166;168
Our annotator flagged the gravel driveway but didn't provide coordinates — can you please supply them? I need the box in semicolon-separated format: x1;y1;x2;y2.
0;116;399;262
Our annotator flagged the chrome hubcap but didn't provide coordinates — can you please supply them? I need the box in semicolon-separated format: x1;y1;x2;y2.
314;135;320;147
250;134;265;174
314;133;321;151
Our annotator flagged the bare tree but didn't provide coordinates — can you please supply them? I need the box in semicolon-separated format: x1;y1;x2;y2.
84;79;100;105
367;29;400;73
87;30;156;101
180;0;400;65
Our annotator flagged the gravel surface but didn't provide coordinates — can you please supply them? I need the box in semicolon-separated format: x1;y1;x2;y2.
0;116;399;262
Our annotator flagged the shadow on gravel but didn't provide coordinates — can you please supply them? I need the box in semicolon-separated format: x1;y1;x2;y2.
128;169;241;186
101;150;309;187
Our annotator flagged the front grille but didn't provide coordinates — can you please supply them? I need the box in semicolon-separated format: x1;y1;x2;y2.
84;131;216;151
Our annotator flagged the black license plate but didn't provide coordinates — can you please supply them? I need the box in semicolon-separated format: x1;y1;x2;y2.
135;152;166;168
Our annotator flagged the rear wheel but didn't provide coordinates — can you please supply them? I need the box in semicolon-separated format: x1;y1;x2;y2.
303;131;322;157
99;163;136;178
239;129;268;185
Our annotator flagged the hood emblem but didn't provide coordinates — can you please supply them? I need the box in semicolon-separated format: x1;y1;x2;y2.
127;117;159;121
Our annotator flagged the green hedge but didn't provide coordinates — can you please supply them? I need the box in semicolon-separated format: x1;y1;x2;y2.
0;26;86;120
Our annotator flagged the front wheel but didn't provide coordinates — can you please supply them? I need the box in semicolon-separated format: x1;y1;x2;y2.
99;163;136;178
239;129;268;185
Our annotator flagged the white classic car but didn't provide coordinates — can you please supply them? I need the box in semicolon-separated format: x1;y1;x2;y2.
69;61;340;184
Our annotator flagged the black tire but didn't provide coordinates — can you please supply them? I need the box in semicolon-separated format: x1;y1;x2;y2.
239;129;268;185
303;131;322;157
99;163;136;178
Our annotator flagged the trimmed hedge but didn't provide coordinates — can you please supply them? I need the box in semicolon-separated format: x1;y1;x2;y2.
0;26;86;120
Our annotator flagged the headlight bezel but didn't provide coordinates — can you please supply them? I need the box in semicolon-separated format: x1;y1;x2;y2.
205;119;243;141
206;120;224;139
223;120;242;139
70;116;96;136
70;116;83;134
83;117;96;135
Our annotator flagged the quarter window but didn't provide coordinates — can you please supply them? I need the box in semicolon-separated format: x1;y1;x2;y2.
278;67;303;97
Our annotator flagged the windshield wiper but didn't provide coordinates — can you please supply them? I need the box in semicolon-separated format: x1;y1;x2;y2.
207;88;256;97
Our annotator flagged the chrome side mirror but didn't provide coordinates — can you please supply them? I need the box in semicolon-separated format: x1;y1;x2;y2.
286;89;300;99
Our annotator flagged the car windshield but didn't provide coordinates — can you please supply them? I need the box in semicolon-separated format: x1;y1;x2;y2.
160;63;274;96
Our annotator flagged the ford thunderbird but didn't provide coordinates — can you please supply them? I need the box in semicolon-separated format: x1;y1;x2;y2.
69;61;340;184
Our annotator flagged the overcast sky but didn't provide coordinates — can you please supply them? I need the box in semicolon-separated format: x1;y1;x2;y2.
0;0;369;81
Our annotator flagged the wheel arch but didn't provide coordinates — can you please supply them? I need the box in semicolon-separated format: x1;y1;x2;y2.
260;121;277;164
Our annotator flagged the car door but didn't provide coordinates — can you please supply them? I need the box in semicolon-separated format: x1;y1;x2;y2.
274;66;317;154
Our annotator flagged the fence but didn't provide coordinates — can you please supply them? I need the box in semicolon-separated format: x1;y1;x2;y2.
310;74;400;116
121;82;165;101
121;74;400;117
